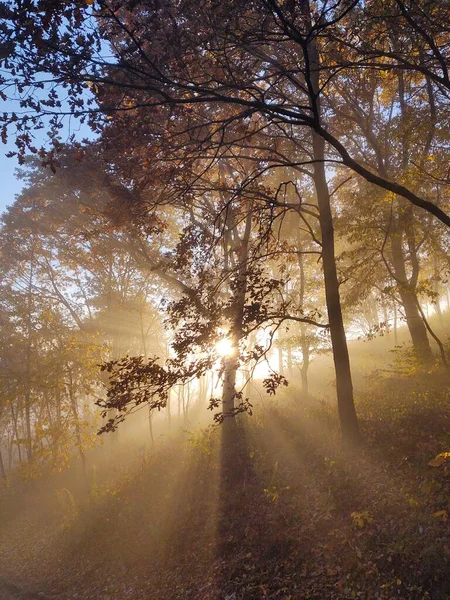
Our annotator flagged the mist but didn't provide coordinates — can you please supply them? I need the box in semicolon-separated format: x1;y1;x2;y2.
1;1;450;598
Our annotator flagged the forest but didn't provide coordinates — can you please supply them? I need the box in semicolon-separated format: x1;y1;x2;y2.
0;0;449;598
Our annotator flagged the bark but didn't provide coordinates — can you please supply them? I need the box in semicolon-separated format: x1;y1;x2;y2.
24;393;32;464
0;445;6;479
393;301;399;345
222;354;239;428
278;345;284;377
177;386;182;419
183;382;191;423
67;368;87;482
166;391;172;429
10;402;22;464
148;407;155;448
306;22;360;443
198;375;208;406
24;253;34;464
312;132;360;443
221;198;253;429
382;298;389;332
390;71;432;360
390;230;432;360
287;346;294;379
434;259;443;324
300;325;310;400
297;242;310;400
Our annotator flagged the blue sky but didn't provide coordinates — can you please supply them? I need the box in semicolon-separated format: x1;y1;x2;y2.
0;142;22;215
0;93;96;216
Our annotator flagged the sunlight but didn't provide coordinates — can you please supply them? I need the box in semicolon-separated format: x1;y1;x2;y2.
215;337;235;357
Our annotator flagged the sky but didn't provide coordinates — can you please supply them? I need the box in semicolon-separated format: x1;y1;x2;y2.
0;122;97;216
0;141;22;215
0;94;96;216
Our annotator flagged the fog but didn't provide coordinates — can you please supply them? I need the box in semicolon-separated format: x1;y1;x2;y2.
1;1;450;597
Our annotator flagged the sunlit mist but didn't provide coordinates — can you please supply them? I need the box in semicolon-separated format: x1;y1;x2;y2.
215;336;235;357
1;2;449;599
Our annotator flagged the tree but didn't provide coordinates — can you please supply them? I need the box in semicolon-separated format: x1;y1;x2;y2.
1;0;449;224
2;0;449;442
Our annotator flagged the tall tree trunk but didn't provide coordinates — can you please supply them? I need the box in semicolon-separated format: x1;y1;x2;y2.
390;231;432;359
297;244;310;400
382;298;389;332
300;325;310;400
148;407;155;448
221;199;253;430
177;386;182;419
184;382;190;423
287;346;293;379
0;444;6;479
312;133;360;443
393;301;399;345
166;391;172;429
433;258;443;324
7;432;14;470
67;367;87;482
306;28;360;443
199;374;208;406
391;70;432;360
278;344;284;377
24;250;34;464
222;355;239;429
10;402;22;464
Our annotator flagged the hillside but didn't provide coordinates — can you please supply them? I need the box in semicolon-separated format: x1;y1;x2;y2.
0;320;449;600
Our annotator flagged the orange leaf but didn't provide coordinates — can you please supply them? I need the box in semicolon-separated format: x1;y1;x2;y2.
428;452;450;467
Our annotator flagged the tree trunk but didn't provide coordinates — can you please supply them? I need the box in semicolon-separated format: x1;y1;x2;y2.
222;354;239;429
393;301;399;345
433;260;443;324
221;199;253;429
382;298;389;332
312;134;360;443
306;29;360;443
391;70;432;361
67;368;87;483
300;325;310;400
297;238;310;400
10;402;22;464
0;445;7;479
278;345;284;376
391;232;432;360
24;393;33;463
148;407;155;448
199;375;208;406
166;391;172;430
287;346;293;379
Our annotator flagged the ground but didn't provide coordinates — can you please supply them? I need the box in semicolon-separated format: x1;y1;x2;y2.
0;350;449;599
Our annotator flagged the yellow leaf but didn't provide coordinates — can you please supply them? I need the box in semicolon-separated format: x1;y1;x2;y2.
396;579;402;586
407;496;420;507
432;510;448;522
351;511;373;528
428;452;450;467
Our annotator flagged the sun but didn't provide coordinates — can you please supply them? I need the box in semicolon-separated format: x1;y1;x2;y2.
215;337;235;357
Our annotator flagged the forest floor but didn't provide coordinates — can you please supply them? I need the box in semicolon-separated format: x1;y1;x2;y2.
0;348;449;599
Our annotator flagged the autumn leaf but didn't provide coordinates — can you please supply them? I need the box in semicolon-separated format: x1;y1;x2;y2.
351;511;373;528
432;510;448;522
428;452;450;467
